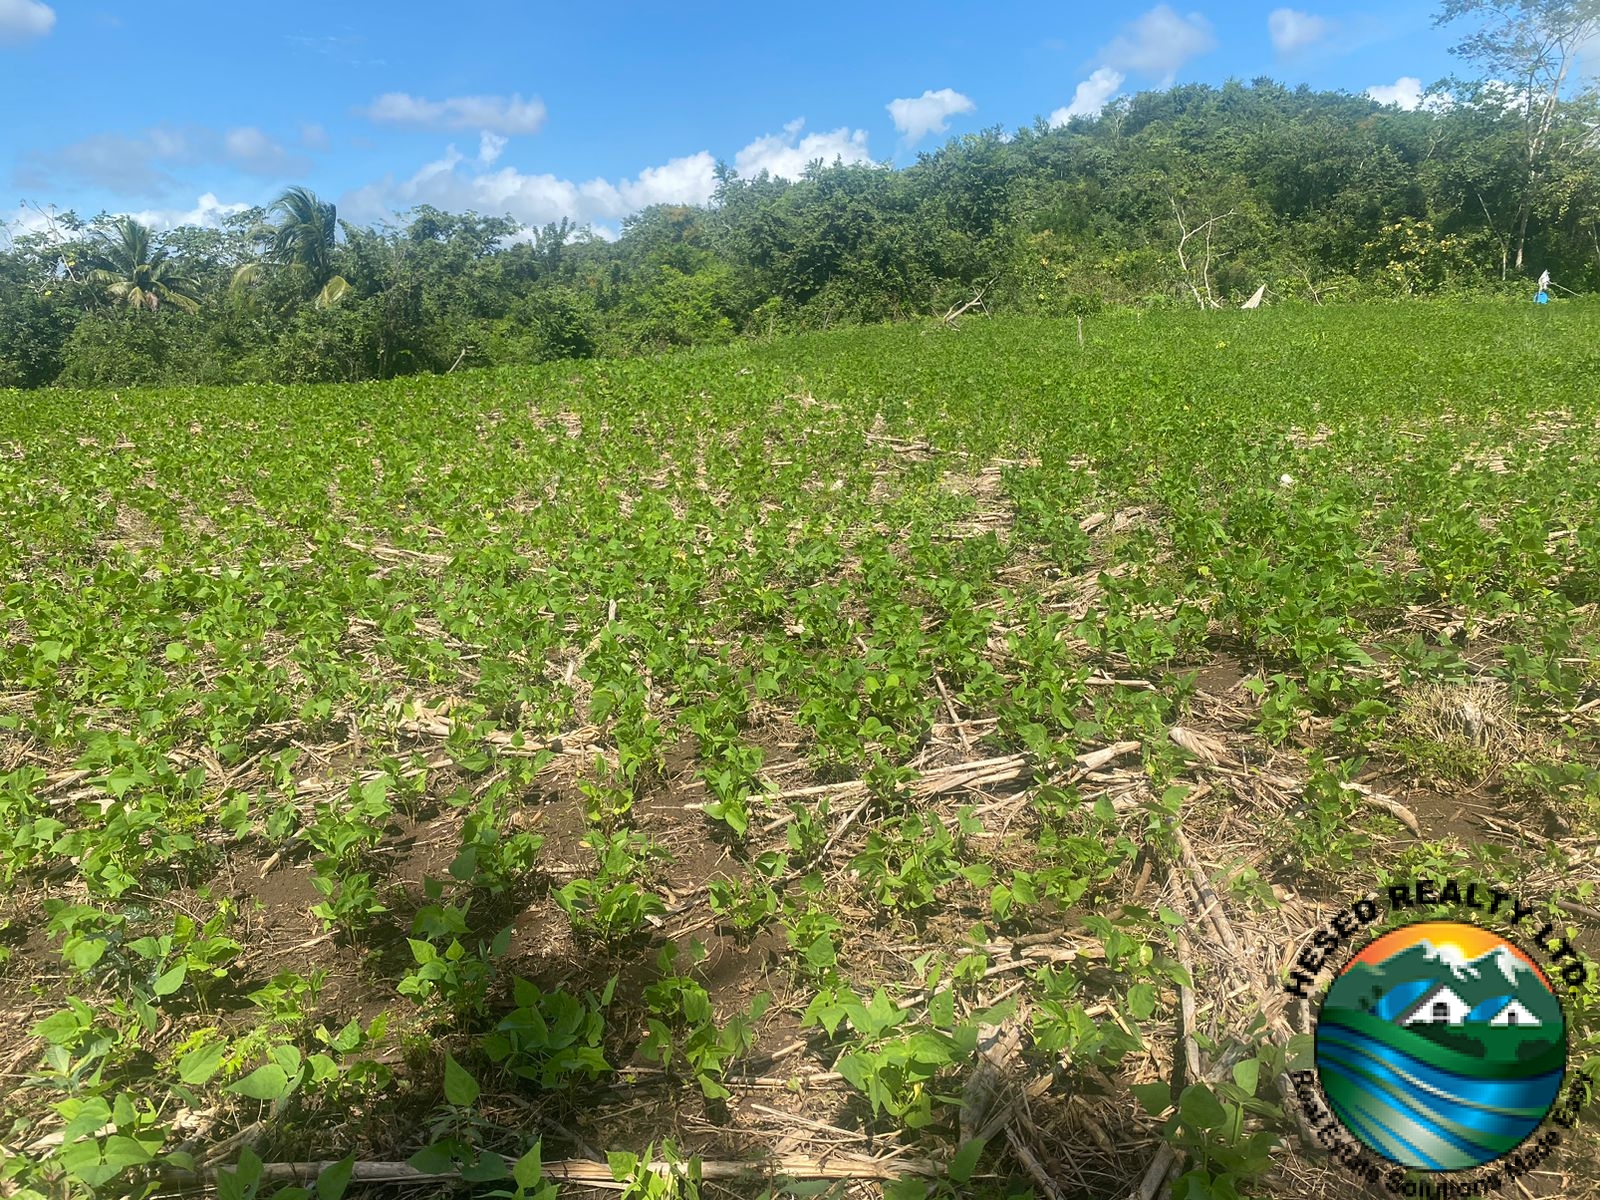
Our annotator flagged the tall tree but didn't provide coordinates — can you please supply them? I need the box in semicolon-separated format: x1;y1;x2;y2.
1436;0;1600;271
233;186;351;307
80;217;201;313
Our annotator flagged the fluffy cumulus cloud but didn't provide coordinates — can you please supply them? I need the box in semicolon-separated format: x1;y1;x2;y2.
1101;4;1217;84
733;118;873;180
126;193;252;232
360;92;548;135
1267;8;1331;54
340;146;720;235
17;125;310;195
620;153;722;208
886;88;975;144
0;0;54;45
1053;4;1214;121
1366;76;1425;110
478;131;508;165
1050;67;1125;125
342;119;877;236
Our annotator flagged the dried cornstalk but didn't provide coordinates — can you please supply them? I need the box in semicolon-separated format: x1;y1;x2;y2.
156;1152;943;1189
1168;726;1230;765
762;742;1140;805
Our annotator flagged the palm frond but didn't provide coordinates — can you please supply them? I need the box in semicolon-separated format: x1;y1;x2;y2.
314;275;351;308
80;216;202;313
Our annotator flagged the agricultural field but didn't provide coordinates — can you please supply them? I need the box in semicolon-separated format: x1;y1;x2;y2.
3;303;1600;1200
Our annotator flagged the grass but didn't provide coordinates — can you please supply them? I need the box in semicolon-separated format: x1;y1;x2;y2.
1;301;1600;1199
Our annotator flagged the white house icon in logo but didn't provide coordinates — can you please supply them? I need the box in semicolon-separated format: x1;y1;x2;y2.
1489;1000;1540;1027
1400;983;1544;1028
1404;984;1472;1026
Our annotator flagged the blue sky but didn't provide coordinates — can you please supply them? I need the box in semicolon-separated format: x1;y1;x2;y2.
1;0;1472;237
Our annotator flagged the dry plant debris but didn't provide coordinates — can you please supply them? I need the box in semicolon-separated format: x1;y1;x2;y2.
1;305;1599;1199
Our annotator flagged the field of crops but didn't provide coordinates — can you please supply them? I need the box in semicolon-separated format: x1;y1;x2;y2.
3;303;1600;1200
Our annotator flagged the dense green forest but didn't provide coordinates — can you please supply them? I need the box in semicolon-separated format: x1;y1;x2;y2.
4;75;1600;390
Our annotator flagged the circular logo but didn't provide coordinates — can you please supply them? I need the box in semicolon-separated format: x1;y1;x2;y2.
1314;919;1567;1171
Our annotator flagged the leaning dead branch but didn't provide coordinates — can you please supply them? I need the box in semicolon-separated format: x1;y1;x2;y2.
1170;198;1235;311
940;277;997;328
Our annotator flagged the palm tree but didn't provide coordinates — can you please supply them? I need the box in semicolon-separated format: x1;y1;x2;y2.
81;217;202;313
232;186;351;308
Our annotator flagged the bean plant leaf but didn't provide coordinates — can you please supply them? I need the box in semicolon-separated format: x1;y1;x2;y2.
178;1041;227;1085
443;1051;479;1107
1178;1083;1228;1131
227;1063;290;1101
317;1156;356;1200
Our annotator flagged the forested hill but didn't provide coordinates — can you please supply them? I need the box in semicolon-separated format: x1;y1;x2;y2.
4;77;1599;390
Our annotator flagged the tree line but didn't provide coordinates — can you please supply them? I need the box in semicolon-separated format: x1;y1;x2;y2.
4;70;1599;389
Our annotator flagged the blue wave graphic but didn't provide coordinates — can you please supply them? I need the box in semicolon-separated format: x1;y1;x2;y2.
1467;996;1514;1022
1372;979;1433;1022
1315;1021;1563;1170
1320;1048;1529;1152
1318;1025;1561;1110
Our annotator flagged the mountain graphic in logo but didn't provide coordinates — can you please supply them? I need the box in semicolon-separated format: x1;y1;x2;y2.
1314;920;1566;1170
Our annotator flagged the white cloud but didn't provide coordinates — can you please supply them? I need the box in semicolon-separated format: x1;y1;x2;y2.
0;0;54;45
1102;4;1217;84
125;193;252;232
1048;7;1210;126
1366;76;1424;110
1050;67;1125;125
622;153;722;208
360;92;548;135
1268;9;1331;54
478;131;508;165
300;122;330;151
16;131;182;194
340;146;720;235
733;118;873;180
3;193;250;248
341;118;877;237
886;88;975;144
1;204;58;248
223;127;303;176
19;125;308;195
